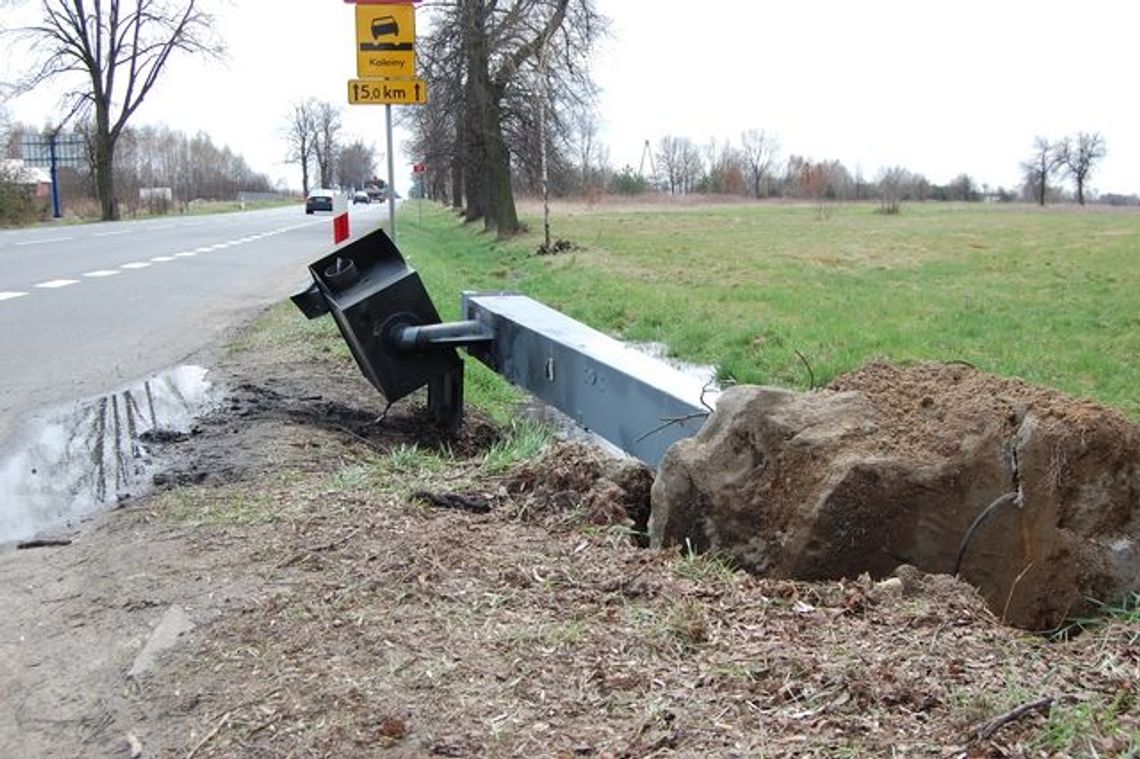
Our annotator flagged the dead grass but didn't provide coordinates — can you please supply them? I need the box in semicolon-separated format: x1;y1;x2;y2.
117;298;1140;757
141;424;1139;757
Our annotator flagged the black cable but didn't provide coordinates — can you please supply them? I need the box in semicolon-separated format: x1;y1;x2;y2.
954;491;1019;577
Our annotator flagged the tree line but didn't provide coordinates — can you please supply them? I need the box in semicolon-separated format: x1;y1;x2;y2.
400;0;1123;226
1;112;275;221
623;130;1111;209
1;1;1130;227
282;98;378;196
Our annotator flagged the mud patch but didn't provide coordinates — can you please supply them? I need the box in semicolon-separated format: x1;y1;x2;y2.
148;377;504;494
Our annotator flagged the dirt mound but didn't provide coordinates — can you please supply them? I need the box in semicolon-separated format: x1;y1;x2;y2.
504;442;653;535
827;361;1130;460
651;362;1140;630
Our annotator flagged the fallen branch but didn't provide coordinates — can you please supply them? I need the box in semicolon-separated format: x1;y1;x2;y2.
634;411;710;444
411;490;492;514
971;696;1053;742
185;711;231;759
16;538;72;550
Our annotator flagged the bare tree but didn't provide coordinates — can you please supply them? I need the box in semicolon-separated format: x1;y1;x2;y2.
569;101;600;194
5;0;222;220
1058;132;1106;206
1020;137;1065;207
679;139;702;194
284;99;318;196
877;166;907;214
700;140;743;195
655;135;684;194
414;0;604;237
337;141;376;192
404;15;466;207
740;129;778;199
312;101;341;189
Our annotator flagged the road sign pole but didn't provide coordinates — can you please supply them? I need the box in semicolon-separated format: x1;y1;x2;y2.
386;103;397;243
48;134;61;220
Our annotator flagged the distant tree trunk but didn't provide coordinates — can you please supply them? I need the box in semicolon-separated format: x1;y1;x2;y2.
462;86;487;223
461;1;490;224
92;101;117;220
451;119;464;210
484;86;519;235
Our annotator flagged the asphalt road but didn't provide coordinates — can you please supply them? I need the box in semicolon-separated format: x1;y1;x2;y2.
0;202;389;444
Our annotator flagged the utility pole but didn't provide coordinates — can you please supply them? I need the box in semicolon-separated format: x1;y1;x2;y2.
538;41;551;250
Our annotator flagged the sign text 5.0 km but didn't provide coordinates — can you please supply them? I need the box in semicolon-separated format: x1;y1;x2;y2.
347;78;428;105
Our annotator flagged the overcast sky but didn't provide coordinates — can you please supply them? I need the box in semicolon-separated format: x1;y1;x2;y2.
3;0;1139;196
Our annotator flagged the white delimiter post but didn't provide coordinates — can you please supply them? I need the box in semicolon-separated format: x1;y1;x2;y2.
386;104;397;243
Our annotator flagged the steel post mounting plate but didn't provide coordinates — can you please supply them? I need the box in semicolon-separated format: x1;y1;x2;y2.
292;226;461;412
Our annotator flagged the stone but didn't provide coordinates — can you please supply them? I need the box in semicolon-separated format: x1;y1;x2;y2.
649;363;1140;630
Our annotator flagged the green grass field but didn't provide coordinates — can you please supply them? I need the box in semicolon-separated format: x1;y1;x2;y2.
397;200;1140;419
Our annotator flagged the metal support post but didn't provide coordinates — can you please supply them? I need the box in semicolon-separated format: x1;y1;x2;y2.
462;293;715;467
49;134;61;220
386;104;397;244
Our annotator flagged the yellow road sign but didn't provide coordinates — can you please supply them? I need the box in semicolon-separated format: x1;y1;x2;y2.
347;78;428;105
355;4;416;78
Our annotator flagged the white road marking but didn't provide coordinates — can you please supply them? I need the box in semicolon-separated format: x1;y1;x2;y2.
16;236;74;246
0;224;310;303
150;224;176;230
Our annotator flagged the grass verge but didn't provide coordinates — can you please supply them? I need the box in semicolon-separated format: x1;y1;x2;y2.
397;200;1140;419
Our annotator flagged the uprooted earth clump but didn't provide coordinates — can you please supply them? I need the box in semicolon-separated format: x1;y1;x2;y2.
650;362;1140;631
503;442;654;537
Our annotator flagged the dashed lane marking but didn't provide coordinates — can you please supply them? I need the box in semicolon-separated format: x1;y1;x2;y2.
16;236;74;246
2;220;326;305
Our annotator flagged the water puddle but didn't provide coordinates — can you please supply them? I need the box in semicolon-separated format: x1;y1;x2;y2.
0;365;217;545
631;342;722;407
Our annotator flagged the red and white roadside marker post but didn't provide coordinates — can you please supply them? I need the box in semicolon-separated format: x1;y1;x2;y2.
332;192;350;244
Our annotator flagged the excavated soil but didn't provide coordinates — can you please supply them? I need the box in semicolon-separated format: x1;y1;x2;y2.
826;361;1137;462
1;325;1138;757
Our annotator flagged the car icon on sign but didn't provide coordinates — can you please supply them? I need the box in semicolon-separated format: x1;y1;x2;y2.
371;15;399;39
